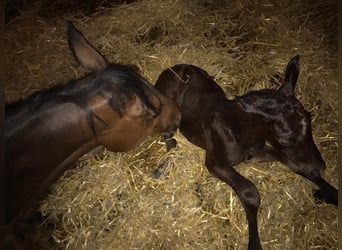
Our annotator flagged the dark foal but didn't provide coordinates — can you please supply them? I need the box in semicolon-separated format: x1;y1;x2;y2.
154;55;337;250
5;22;181;249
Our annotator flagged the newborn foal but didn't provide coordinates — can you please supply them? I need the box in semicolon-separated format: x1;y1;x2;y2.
154;55;337;250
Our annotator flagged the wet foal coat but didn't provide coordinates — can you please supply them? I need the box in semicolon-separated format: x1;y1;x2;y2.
5;22;181;248
154;55;337;250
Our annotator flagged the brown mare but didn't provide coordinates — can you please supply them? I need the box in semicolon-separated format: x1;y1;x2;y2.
5;22;181;249
154;55;338;250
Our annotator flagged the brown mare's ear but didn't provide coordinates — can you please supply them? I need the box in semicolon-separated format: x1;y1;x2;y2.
67;21;108;72
278;55;300;96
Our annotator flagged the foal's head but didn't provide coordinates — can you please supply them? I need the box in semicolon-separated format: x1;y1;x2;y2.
237;55;325;176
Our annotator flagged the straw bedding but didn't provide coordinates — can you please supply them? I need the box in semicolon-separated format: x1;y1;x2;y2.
5;0;337;249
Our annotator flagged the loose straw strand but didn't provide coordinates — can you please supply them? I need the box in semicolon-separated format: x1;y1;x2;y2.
168;67;191;84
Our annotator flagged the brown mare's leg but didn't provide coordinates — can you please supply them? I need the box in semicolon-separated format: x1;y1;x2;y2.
205;150;262;250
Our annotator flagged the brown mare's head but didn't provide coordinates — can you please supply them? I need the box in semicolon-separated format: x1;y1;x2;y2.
66;21;181;147
5;21;180;232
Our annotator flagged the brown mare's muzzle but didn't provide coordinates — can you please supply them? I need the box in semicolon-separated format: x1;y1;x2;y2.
165;101;181;137
161;104;181;152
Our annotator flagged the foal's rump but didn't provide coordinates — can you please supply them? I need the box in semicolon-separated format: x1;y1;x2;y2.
155;64;228;149
155;64;226;101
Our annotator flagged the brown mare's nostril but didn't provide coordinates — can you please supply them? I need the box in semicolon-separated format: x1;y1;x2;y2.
167;123;178;134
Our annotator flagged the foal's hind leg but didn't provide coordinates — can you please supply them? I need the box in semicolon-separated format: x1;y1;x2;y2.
201;117;263;249
205;152;262;250
152;133;177;179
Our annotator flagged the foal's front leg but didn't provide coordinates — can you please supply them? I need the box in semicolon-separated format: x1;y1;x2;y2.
266;152;338;206
290;168;337;205
285;162;337;206
311;175;338;205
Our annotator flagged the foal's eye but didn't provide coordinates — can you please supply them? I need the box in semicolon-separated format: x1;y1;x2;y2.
278;137;297;147
285;104;294;111
278;129;297;147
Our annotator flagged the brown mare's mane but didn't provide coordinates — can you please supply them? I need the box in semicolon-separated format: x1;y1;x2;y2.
6;64;159;137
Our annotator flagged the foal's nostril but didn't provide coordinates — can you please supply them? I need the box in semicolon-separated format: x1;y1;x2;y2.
319;160;326;171
312;159;326;175
310;170;320;179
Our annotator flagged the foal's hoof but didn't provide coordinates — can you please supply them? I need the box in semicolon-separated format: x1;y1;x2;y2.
313;189;338;206
152;160;172;179
152;169;163;179
165;138;177;151
313;189;325;204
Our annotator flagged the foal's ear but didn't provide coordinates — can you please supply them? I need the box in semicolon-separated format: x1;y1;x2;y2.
67;21;108;72
278;55;300;96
